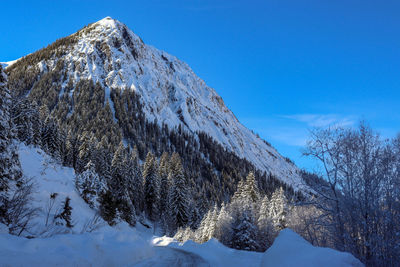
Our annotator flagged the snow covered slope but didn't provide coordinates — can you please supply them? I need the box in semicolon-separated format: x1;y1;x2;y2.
0;59;19;68
22;16;304;189
17;143;99;234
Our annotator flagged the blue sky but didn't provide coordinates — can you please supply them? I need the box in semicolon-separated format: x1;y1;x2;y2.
1;0;399;170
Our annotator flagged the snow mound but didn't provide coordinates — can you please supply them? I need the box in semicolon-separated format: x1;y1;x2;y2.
0;223;156;266
261;229;364;267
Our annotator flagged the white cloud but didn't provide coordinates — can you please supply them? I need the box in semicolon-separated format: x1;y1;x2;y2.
240;113;356;149
282;114;356;128
268;130;309;147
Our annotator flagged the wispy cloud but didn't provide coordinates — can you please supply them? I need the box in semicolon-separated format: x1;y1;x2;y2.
241;113;356;148
268;129;309;147
282;114;356;128
241;113;398;170
240;113;358;169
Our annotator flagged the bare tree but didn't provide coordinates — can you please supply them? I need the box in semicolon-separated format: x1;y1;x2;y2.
80;212;105;233
304;121;400;266
5;177;39;236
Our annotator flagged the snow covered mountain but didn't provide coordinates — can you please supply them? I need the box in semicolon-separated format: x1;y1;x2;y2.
7;17;304;190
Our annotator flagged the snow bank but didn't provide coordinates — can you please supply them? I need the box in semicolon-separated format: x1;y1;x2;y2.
261;229;363;267
0;223;157;266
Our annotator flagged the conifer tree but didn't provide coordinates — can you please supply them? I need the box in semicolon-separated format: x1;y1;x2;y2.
126;146;143;214
75;160;105;208
230;209;260;251
41;116;61;158
110;141;127;196
77;131;95;172
158;152;170;213
65;130;80;169
38;104;50;121
29;101;42;147
99;190;117;225
257;195;275;249
215;203;232;243
232;179;245;201
0;66;22;221
168;153;191;231
143;151;159;221
110;141;136;226
10;97;36;144
268;187;288;231
55;197;73;228
197;209;213;243
93;136;112;182
243;172;260;203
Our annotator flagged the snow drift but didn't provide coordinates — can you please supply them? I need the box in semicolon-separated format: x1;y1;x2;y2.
260;229;363;267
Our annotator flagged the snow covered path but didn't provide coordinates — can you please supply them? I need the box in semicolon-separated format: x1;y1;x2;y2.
135;247;209;267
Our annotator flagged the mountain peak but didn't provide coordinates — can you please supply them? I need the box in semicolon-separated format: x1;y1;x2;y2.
92;16;121;31
83;16;143;46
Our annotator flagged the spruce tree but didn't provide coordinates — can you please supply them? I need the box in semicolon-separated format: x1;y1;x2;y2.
110;141;127;198
158;152;170;226
215;203;232;244
65;130;80;169
77;131;95;172
168;153;191;231
268;187;288;231
93;136;112;182
41;116;61;158
143;151;159;221
257;195;275;249
243;172;260;203
0;65;22;222
126;146;143;214
110;141;136;226
75;160;105;208
55;197;73;228
197;209;213;243
230;209;260;251
10;97;35;144
232;179;245;202
29;101;42;147
99;190;117;225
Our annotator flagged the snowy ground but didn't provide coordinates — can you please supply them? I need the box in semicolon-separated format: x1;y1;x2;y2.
0;144;363;266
